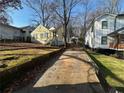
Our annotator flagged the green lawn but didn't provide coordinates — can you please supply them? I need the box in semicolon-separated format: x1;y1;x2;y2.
0;48;59;72
88;51;124;91
0;43;61;90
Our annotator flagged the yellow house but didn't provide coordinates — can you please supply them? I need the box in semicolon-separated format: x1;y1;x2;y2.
31;25;64;45
31;25;53;44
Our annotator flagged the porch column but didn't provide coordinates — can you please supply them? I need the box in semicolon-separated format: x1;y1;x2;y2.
117;34;119;50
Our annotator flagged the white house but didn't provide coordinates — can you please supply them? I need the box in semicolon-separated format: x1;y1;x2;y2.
85;13;124;51
0;23;23;41
0;23;36;42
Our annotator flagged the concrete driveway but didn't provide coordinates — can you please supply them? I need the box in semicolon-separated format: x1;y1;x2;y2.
14;48;105;93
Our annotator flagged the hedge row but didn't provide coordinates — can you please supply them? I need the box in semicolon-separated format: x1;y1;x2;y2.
0;48;64;91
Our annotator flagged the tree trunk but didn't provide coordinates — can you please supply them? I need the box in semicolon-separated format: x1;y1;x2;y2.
64;24;67;47
63;0;68;48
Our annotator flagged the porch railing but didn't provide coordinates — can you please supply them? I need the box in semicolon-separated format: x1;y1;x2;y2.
109;43;124;49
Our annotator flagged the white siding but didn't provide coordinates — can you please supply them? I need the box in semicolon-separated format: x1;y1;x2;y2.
0;25;21;40
85;14;117;49
94;15;115;49
116;16;124;30
85;26;94;48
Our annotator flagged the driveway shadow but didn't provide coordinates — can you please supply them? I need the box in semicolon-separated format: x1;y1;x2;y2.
30;82;104;93
13;50;105;93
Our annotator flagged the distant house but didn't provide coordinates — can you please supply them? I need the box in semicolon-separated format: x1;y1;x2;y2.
31;25;64;46
52;26;64;46
0;23;64;45
85;13;124;51
21;26;35;42
31;25;53;44
0;23;36;42
0;23;23;42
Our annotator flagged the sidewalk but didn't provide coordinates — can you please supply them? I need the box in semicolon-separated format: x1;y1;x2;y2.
14;48;105;93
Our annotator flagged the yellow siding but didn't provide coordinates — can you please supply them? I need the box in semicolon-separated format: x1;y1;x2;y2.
31;25;53;44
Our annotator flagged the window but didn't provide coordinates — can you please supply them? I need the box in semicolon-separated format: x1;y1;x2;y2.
34;34;37;39
101;36;107;45
44;33;48;38
102;21;108;29
40;34;43;38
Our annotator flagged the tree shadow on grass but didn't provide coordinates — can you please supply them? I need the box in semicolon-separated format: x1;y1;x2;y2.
0;43;58;51
1;50;64;93
15;53;105;93
89;54;124;92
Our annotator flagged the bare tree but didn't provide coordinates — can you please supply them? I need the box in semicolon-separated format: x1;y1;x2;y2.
78;0;108;46
99;0;122;14
0;0;21;24
25;0;51;27
50;0;80;47
79;0;93;46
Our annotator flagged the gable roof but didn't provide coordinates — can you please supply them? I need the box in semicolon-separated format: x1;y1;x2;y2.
20;26;35;32
95;13;116;21
49;27;55;31
86;13;116;31
32;25;50;34
117;14;124;17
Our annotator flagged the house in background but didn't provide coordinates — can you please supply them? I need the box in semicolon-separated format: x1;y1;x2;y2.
52;26;64;46
85;13;124;51
0;23;35;42
31;25;64;46
31;25;53;44
0;23;23;42
0;23;64;46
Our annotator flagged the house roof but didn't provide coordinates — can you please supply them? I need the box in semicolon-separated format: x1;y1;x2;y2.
31;25;50;34
95;13;116;21
117;14;124;17
86;13;116;31
0;23;21;31
49;27;55;31
20;26;35;32
108;27;124;36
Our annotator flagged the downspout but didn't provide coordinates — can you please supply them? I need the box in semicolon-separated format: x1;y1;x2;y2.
114;15;118;52
114;15;117;31
93;20;95;50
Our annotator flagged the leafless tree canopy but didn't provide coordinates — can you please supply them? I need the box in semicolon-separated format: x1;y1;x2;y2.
24;0;122;46
25;0;52;27
0;0;21;24
49;0;80;46
99;0;122;14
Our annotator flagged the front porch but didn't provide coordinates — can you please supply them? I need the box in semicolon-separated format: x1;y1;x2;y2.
109;43;124;51
108;28;124;51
